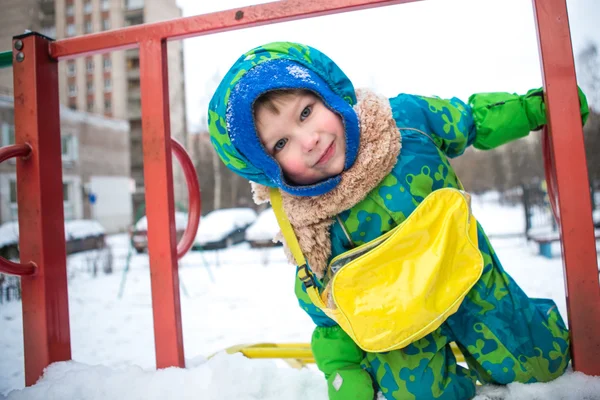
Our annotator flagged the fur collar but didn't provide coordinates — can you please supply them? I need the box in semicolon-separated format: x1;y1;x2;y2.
251;89;401;277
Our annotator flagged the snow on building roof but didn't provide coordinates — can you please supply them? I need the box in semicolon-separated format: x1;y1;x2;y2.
0;219;106;248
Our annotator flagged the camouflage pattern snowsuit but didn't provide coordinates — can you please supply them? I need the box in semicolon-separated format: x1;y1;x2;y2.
208;42;587;400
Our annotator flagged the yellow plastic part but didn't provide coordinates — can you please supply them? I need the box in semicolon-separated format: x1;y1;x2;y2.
271;188;484;353
219;342;465;369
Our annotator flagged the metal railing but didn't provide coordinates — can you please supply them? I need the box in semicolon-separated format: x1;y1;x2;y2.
6;0;600;388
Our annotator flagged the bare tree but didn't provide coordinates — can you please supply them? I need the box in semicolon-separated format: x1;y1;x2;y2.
577;42;600;109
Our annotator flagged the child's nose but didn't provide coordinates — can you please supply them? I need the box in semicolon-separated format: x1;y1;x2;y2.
301;131;319;152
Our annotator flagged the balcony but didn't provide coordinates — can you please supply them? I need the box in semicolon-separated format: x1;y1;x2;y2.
127;68;140;80
125;0;144;10
128;87;141;100
128;102;141;119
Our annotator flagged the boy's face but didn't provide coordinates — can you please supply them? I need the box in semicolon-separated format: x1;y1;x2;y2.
255;92;346;186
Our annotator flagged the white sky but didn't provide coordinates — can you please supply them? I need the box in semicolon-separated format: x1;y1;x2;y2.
172;0;600;132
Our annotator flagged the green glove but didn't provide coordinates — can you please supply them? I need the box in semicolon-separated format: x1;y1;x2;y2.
327;366;375;400
522;86;589;130
469;86;589;150
312;325;375;400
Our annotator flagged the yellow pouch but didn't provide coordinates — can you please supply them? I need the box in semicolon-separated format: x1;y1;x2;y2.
270;187;484;353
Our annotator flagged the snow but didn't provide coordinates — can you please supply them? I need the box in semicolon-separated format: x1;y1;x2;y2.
1;192;600;399
65;220;105;240
195;208;257;244
0;222;19;248
134;211;189;232
244;208;278;242
0;219;105;249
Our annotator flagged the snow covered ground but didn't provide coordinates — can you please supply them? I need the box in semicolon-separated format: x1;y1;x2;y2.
1;195;600;399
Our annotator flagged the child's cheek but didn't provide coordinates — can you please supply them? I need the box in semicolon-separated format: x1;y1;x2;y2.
281;157;308;177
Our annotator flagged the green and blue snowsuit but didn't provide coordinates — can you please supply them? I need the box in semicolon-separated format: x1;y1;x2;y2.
208;42;588;400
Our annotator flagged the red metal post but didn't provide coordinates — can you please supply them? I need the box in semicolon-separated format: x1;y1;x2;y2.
532;0;600;374
139;39;184;368
12;33;71;385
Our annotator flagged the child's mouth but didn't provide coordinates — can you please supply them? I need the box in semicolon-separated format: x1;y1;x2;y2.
316;142;335;166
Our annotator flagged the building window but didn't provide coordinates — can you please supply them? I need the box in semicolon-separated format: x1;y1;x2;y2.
86;59;94;73
104;78;112;92
69;102;77;110
66;4;74;16
127;58;140;71
66;24;76;37
125;14;144;26
9;180;17;204
87;81;94;94
67;61;76;76
84;20;93;34
102;19;111;31
1;122;15;146
87;102;94;112
68;84;77;96
104;99;112;112
103;57;112;71
63;182;75;220
84;0;93;14
102;0;110;11
61;135;79;162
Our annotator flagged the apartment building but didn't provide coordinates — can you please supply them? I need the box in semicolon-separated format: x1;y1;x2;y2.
0;0;188;217
0;94;132;233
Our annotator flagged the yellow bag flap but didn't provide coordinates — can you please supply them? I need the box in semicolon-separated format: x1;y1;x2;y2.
330;188;483;352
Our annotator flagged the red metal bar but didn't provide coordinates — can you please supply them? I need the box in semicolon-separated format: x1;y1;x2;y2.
532;0;600;374
170;139;202;260
139;39;184;368
49;0;420;59
12;33;72;385
0;144;35;278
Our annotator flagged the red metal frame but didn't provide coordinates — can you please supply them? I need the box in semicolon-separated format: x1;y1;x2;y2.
533;0;600;374
0;144;37;276
9;0;600;387
11;33;72;386
171;139;202;260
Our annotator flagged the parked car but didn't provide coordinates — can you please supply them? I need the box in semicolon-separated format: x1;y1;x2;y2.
245;208;282;248
194;207;257;250
0;219;107;260
130;211;188;253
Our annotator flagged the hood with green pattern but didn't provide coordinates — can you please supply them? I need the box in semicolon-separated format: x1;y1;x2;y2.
207;42;360;197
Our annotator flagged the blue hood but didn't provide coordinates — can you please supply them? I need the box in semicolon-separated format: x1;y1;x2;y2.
208;42;360;196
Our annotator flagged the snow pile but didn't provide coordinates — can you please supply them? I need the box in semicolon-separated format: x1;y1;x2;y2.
0;221;19;248
474;370;600;399
195;208;257;244
245;208;278;242
2;354;327;400
65;220;105;240
3;358;599;400
134;212;189;232
0;219;106;248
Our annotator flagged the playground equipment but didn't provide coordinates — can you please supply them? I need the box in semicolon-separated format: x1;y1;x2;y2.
0;0;598;388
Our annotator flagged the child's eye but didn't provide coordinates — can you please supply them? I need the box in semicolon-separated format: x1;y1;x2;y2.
300;106;312;121
274;138;288;152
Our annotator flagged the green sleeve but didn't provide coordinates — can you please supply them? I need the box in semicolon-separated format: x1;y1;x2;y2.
469;87;589;150
312;325;375;400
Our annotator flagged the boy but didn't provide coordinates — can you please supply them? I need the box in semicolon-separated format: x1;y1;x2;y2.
208;42;588;400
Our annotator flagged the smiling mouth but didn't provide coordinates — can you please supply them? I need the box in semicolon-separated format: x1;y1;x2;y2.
316;142;335;166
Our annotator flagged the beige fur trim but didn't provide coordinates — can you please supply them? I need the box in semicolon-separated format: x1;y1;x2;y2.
250;89;401;277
